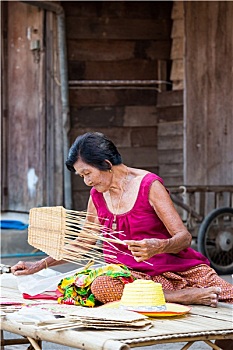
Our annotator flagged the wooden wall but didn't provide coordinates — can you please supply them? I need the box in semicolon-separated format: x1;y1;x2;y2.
156;1;184;186
170;1;184;90
184;1;233;186
62;1;173;209
2;1;232;215
156;90;184;186
1;2;46;211
1;1;63;212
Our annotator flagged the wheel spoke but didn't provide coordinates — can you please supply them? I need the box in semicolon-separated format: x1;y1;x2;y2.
197;208;233;273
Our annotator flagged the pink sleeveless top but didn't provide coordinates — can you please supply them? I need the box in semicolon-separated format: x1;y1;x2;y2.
90;173;209;276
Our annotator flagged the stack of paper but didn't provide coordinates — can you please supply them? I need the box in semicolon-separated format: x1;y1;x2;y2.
37;308;152;331
70;308;152;330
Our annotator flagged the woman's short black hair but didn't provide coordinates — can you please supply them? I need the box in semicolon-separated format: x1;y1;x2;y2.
65;132;122;172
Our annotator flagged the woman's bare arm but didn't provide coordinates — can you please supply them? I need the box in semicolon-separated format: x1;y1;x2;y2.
125;180;192;262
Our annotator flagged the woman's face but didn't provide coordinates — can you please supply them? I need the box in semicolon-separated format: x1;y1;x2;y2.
73;159;112;193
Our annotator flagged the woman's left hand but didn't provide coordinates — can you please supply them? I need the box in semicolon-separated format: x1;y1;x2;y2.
124;238;167;262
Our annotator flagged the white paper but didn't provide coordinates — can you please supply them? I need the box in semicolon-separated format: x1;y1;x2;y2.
16;268;80;295
6;306;56;323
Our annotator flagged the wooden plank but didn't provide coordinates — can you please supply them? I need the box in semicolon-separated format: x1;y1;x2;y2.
157;90;183;107
143;40;171;60
157;60;167;91
70;127;132;148
157;105;183;122
172;80;184;90
190;304;233;322
131;127;157;147
68;60;159;80
171;59;184;81
1;1;8;210
66;18;172;40
171;19;184;38
45;11;63;206
70;106;124;128
171;38;184;59
63;1;172;19
184;1;233;185
123;106;157;126
68;40;135;61
172;1;184;20
198;192;206;219
158;121;183;136
6;2;45;211
143;166;159;174
158;149;183;164
215;192;231;208
71;106;157;128
68;39;171;61
205;193;216;215
69;88;157;107
71;173;89;192
158;135;183;150
159;163;183;177
119;147;158;168
72;190;91;211
162;176;184;186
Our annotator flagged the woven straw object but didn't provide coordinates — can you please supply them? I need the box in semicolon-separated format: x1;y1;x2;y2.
120;280;166;310
28;206;125;264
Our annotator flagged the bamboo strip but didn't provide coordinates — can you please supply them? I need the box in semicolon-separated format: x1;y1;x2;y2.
62;247;114;262
64;233;126;245
204;340;222;350
180;342;195;350
28;206;152;267
63;249;105;262
62;256;106;266
27;337;42;350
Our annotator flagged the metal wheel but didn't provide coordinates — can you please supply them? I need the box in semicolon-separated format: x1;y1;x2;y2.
197;207;233;274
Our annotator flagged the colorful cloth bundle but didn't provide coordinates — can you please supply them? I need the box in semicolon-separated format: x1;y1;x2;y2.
57;264;135;307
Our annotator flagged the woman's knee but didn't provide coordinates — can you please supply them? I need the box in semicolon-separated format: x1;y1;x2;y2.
91;275;125;304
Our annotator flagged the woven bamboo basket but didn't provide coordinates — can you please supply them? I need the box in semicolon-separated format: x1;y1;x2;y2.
28;206;124;264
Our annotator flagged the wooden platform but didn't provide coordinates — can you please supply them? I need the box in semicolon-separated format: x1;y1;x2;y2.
1;285;233;350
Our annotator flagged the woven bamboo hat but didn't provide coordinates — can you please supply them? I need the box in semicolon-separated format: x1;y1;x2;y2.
119;280;166;311
100;279;191;316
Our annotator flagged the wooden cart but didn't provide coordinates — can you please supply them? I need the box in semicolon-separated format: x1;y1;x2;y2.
169;186;233;274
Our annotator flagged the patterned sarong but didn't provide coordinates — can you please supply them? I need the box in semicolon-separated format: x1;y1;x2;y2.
57;264;135;307
91;264;233;304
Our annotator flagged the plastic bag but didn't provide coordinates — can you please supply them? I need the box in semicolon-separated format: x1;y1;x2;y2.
16;268;80;296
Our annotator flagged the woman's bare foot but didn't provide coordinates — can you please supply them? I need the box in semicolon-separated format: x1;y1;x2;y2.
164;287;221;307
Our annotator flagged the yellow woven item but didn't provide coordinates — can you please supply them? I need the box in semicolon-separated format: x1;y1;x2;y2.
120;280;166;310
28;206;124;264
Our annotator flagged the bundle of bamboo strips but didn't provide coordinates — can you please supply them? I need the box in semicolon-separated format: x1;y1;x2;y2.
28;206;125;265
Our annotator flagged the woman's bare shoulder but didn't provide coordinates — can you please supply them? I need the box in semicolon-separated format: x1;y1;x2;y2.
128;167;149;179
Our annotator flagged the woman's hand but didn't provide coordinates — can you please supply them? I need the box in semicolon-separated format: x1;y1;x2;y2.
11;259;46;276
124;238;168;262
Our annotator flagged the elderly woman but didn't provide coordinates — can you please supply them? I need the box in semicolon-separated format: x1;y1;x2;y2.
12;132;233;308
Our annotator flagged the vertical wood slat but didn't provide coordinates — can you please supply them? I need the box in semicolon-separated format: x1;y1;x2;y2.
45;12;64;206
1;1;8;210
184;1;233;186
6;2;46;211
199;192;206;219
45;11;54;206
170;1;184;90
